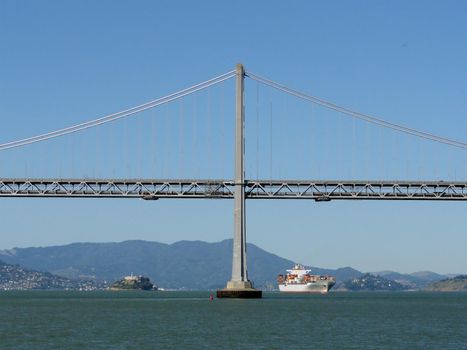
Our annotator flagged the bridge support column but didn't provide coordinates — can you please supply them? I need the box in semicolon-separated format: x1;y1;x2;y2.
217;64;262;299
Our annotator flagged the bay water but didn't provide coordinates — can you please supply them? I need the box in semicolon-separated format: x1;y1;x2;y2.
1;291;466;349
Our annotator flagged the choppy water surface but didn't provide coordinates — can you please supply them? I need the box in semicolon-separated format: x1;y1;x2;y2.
0;291;466;349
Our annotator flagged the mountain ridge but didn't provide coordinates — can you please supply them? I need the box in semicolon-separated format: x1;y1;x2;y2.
0;239;451;290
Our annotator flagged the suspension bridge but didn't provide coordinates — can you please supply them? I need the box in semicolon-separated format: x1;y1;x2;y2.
1;64;466;297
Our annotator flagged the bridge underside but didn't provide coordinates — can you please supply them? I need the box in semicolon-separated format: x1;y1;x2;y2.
1;178;466;200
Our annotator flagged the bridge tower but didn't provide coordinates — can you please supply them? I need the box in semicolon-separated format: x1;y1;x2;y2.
217;64;262;298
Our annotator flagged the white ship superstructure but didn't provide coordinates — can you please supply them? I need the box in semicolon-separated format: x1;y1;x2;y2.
278;264;336;293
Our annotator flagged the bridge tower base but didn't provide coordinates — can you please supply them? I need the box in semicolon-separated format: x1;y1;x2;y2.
216;281;262;298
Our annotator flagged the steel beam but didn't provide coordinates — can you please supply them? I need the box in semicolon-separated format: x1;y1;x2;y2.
0;179;466;200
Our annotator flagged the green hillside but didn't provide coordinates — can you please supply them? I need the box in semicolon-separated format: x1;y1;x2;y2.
425;275;467;292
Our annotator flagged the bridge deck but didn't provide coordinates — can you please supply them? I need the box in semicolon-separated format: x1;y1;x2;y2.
1;179;466;200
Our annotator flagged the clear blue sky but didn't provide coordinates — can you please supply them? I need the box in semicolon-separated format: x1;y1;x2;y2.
1;1;466;274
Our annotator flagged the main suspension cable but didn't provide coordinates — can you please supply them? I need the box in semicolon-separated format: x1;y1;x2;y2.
247;71;467;150
0;70;236;151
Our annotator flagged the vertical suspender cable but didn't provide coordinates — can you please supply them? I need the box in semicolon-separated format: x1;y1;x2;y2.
208;89;212;178
364;123;368;179
77;132;80;178
380;128;384;180
179;99;184;178
96;124;100;178
256;82;259;180
91;128;95;178
434;138;438;180
449;147;453;180
416;136;420;180
193;93;198;179
282;94;287;179
58;140;62;178
352;116;356;179
151;108;156;178
124;118;129;178
111;121;116;177
269;100;273;181
406;136;410;179
338;113;343;179
220;81;225;179
165;104;170;179
139;111;143;177
309;103;313;178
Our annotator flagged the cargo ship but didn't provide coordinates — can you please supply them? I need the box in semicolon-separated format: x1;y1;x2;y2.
278;264;336;293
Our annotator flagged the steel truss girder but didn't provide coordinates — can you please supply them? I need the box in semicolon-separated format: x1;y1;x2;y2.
0;179;466;200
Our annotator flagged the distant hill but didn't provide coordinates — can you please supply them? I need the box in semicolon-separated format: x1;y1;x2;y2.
410;271;446;282
0;239;362;290
370;270;446;289
337;273;409;291
425;275;467;292
0;260;99;290
312;266;363;285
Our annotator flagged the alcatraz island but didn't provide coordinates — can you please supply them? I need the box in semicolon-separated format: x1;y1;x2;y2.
109;274;158;291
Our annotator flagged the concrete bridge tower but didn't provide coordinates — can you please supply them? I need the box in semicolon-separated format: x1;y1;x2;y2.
217;64;262;298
